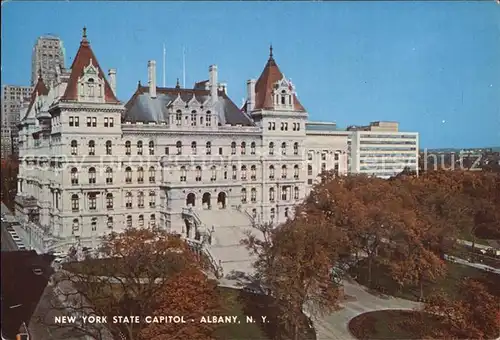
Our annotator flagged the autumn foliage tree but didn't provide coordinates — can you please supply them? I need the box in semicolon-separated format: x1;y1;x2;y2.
45;227;214;340
242;210;343;340
422;278;500;339
139;268;221;340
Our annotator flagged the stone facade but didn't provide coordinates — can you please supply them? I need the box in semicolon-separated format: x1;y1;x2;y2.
15;30;349;252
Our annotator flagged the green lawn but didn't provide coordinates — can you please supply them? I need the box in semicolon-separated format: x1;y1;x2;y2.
348;310;442;340
349;259;499;301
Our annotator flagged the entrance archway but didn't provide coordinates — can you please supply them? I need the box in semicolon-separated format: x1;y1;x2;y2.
186;193;196;207
217;192;227;209
202;192;211;210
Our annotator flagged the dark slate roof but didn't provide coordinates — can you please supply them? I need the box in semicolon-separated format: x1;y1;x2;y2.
123;86;254;126
1;251;55;339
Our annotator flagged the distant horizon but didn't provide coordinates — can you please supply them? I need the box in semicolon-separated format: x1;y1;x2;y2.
2;2;499;149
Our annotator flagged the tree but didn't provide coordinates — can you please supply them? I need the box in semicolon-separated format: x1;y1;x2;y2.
243;211;343;340
423;279;500;339
138;268;221;340
44;227;211;340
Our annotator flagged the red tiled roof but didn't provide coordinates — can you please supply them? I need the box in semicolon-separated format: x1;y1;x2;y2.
254;52;305;112
61;31;119;103
25;75;49;116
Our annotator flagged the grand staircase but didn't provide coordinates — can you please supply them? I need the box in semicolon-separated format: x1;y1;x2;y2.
182;208;259;278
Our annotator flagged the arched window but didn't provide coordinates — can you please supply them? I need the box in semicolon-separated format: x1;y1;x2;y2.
231;142;236;155
282;187;288;201
250;165;257;180
106;193;113;209
126;192;132;208
149;141;154;155
250;142;256;155
206;141;212;155
269;188;275;202
251;188;257;202
125;166;132;183
270;208;275;220
269;142;274;155
281;142;287;155
180;166;187;182
176;141;182;155
88;167;96;184
294;186;299;200
241;188;247;203
232;165;237;180
125;141;131;155
205;110;212;127
293;142;299;155
308;164;313;176
269;165;275;180
175;110;182;125
138;191;145;208
137;141;143;155
107;216;113;229
71;140;78;155
210;166;217;181
106;167;113;184
126;215;132;228
281;165;287;179
139;214;144;227
71;194;79;211
105;140;112;155
150;214;156;228
191;111;197;126
241;142;246;155
71;167;79;185
149;191;156;208
137;167;144;183
191;141;197;155
149;166;155;183
72;218;79;233
88;140;95;155
241;165;247;181
294;164;299;179
195;166;202;181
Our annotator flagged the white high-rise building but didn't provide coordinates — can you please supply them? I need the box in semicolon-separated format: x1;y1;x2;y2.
31;35;65;87
15;29;350;275
348;121;419;179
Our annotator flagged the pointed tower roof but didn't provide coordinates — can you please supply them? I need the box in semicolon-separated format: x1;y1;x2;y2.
254;46;305;112
61;27;119;103
26;71;49;115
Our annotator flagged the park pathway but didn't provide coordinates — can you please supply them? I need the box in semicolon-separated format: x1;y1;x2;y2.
312;279;421;340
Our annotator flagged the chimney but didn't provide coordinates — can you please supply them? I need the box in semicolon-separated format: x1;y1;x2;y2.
247;79;256;112
218;82;227;95
209;65;218;103
108;69;116;95
148;60;157;98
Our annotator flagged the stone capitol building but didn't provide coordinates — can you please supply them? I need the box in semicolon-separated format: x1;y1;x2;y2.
15;29;416;274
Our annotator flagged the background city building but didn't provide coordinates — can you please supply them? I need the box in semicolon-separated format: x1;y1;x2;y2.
1;85;33;158
347;121;419;178
31;35;66;86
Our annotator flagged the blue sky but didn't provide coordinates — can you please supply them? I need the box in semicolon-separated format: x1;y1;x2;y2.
2;1;499;149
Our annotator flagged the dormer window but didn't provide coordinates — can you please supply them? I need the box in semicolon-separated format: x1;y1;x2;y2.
274;78;294;110
77;60;105;103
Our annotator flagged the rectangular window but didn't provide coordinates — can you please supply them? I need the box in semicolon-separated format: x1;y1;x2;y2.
104;117;109;127
87;117;91;127
165;147;169;155
69;117;74;127
109;118;114;127
75;117;80;126
92;117;97;127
